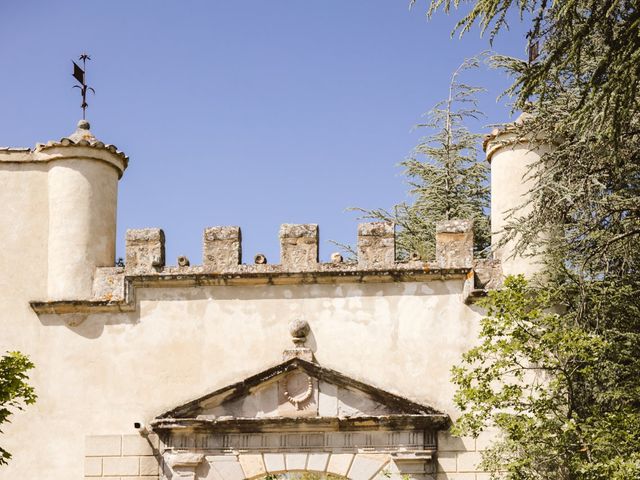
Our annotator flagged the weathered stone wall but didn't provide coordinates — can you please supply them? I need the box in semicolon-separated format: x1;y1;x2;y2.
436;430;498;480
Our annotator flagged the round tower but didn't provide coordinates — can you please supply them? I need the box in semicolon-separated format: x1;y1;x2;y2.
485;114;549;277
35;120;128;300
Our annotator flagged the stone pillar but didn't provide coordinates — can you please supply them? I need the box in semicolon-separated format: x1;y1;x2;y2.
435;220;473;269
203;226;241;270
357;222;395;268
125;228;165;272
486;114;550;277
279;224;319;270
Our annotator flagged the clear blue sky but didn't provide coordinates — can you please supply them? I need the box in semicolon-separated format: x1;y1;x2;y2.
1;1;528;264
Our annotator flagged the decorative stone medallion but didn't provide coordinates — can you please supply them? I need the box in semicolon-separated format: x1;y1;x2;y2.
281;371;314;410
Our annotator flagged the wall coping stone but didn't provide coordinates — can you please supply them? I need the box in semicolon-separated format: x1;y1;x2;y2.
29;264;471;315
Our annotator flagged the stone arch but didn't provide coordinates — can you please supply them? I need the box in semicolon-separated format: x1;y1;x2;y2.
169;451;394;480
224;453;390;480
254;471;350;480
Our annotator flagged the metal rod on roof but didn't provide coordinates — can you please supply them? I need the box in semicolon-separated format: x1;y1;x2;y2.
72;53;95;120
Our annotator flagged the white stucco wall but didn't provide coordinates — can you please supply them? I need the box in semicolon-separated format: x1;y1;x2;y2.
47;157;119;299
0;142;494;479
487;130;549;278
1;255;482;479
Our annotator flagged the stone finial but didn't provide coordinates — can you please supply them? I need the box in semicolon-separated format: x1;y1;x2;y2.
254;253;267;264
435;219;474;269
283;319;313;362
357;222;395;268
125;228;165;271
177;255;190;267
68;119;97;144
330;252;343;264
203;226;241;270
279;224;319;270
289;319;310;346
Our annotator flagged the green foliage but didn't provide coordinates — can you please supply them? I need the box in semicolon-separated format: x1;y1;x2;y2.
380;468;412;480
419;0;640;143
354;57;490;260
411;2;640;478
453;276;640;479
0;351;36;465
419;0;640;274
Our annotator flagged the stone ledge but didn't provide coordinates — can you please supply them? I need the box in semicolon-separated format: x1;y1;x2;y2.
30;264;471;315
0;144;128;176
150;414;450;433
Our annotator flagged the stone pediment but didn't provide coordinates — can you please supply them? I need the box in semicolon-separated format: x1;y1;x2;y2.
152;358;448;432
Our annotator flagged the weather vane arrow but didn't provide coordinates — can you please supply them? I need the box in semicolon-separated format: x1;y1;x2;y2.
72;53;95;119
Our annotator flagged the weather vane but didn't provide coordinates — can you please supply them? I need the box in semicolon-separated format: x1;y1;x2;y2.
72;53;95;119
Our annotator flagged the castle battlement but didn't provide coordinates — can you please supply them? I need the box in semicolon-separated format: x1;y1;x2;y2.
29;220;497;315
126;220;474;272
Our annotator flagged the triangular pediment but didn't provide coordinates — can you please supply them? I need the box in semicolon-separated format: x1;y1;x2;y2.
153;358;448;431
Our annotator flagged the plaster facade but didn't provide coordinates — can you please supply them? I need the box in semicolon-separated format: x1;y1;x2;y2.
0;119;536;479
485;114;548;276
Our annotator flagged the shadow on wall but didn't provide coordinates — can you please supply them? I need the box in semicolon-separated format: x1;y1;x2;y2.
36;311;136;339
134;280;461;302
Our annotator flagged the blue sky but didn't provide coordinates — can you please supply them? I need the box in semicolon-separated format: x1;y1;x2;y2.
1;1;528;264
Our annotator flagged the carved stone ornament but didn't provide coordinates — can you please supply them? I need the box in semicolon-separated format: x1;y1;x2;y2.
283;319;313;361
150;357;449;479
282;371;314;410
288;318;310;346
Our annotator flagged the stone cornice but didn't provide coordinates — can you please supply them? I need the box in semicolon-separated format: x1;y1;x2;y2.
29;264;472;315
150;414;450;433
1;120;129;176
0;144;128;177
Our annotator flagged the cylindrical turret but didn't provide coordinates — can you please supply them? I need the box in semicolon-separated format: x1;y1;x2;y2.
36;120;128;300
485;114;549;277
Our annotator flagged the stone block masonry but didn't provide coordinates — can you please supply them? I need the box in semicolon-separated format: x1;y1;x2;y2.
84;430;496;480
85;434;160;479
435;220;474;269
434;430;498;480
357;222;395;268
280;223;319;270
164;451;391;480
125;229;165;272
203;226;242;270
